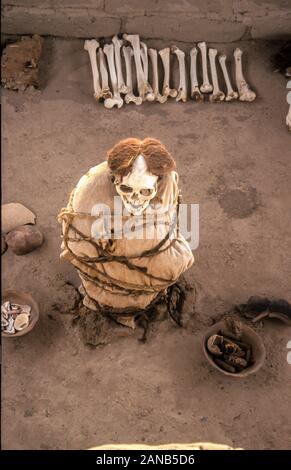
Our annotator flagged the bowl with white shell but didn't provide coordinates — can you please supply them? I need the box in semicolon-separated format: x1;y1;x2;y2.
1;289;39;337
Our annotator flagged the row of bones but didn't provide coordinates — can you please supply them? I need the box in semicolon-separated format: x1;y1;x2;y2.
84;34;256;109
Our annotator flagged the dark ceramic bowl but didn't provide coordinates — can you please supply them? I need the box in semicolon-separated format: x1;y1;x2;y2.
202;321;266;377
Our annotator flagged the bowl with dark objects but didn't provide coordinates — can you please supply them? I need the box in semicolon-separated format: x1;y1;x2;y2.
1;290;39;338
202;320;266;377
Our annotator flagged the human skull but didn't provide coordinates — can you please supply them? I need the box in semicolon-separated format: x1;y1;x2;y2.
114;154;158;215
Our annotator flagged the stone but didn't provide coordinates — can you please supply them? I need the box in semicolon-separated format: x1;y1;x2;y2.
5;225;44;255
233;0;291;15
123;16;247;43
1;6;120;38
2;0;290;42
2;203;36;233
1;35;43;90
251;14;291;39
2;1;103;6
105;0;233;16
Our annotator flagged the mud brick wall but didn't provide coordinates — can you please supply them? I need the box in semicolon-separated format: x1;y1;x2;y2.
1;0;291;42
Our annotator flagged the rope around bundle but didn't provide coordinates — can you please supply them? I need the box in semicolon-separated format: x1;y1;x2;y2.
58;189;183;312
78;280;186;343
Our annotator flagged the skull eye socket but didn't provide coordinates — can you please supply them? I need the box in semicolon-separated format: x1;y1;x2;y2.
119;184;133;193
140;188;154;197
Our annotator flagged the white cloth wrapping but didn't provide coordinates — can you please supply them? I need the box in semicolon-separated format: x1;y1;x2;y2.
59;161;194;310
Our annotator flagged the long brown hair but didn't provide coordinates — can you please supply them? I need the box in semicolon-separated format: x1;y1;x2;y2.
107;137;176;177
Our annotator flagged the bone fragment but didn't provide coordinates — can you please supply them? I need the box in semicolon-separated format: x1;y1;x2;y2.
209;48;225;102
112;35;129;94
233;48;256;102
198;41;213;93
171;45;187;102
158;47;178;98
84;39;101;100
103;43;123;109
218;54;238;101
148;48;167;103
122;46;142;105
97;48;112;99
123;34;153;102
190;46;203;101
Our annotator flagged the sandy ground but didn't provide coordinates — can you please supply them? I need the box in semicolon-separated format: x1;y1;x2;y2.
2;38;291;450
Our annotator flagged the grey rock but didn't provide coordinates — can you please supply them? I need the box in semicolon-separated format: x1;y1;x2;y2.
5;225;44;255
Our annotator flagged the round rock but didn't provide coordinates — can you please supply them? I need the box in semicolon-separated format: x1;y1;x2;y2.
5;225;44;255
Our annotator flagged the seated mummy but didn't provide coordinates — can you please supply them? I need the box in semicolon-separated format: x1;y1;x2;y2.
58;138;194;322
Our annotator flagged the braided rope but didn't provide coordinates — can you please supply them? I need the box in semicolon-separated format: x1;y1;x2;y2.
58;186;181;302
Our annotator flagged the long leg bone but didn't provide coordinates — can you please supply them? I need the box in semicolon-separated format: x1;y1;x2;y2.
84;39;102;100
209;48;225;102
112;35;129;94
103;44;123;109
123;34;152;102
98;48;112;99
190;46;203;101
140;42;155;102
233;48;256;102
122;46;142;105
218;54;238;101
171;45;187;102
159;48;178;98
198;41;213;93
148;48;167;103
140;42;149;82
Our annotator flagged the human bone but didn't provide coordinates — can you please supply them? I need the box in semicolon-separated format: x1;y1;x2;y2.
1;301;9;314
140;42;149;81
97;48;112;99
1;316;8;329
218;54;238;101
158;47;178;98
171;46;187;102
148;48;167;103
2;203;36;233
114;154;158;216
10;303;22;313
84;39;102;100
21;304;32;314
233;48;256;102
5;225;44;255
287;104;291;131
123;34;153;102
103;43;124;109
14;313;30;331
5;316;15;334
140;42;155;102
122;46;142;105
112;35;129;94
190;47;203;101
198;42;213;93
207;335;223;356
58;137;195;316
209;48;225;102
1;300;33;334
